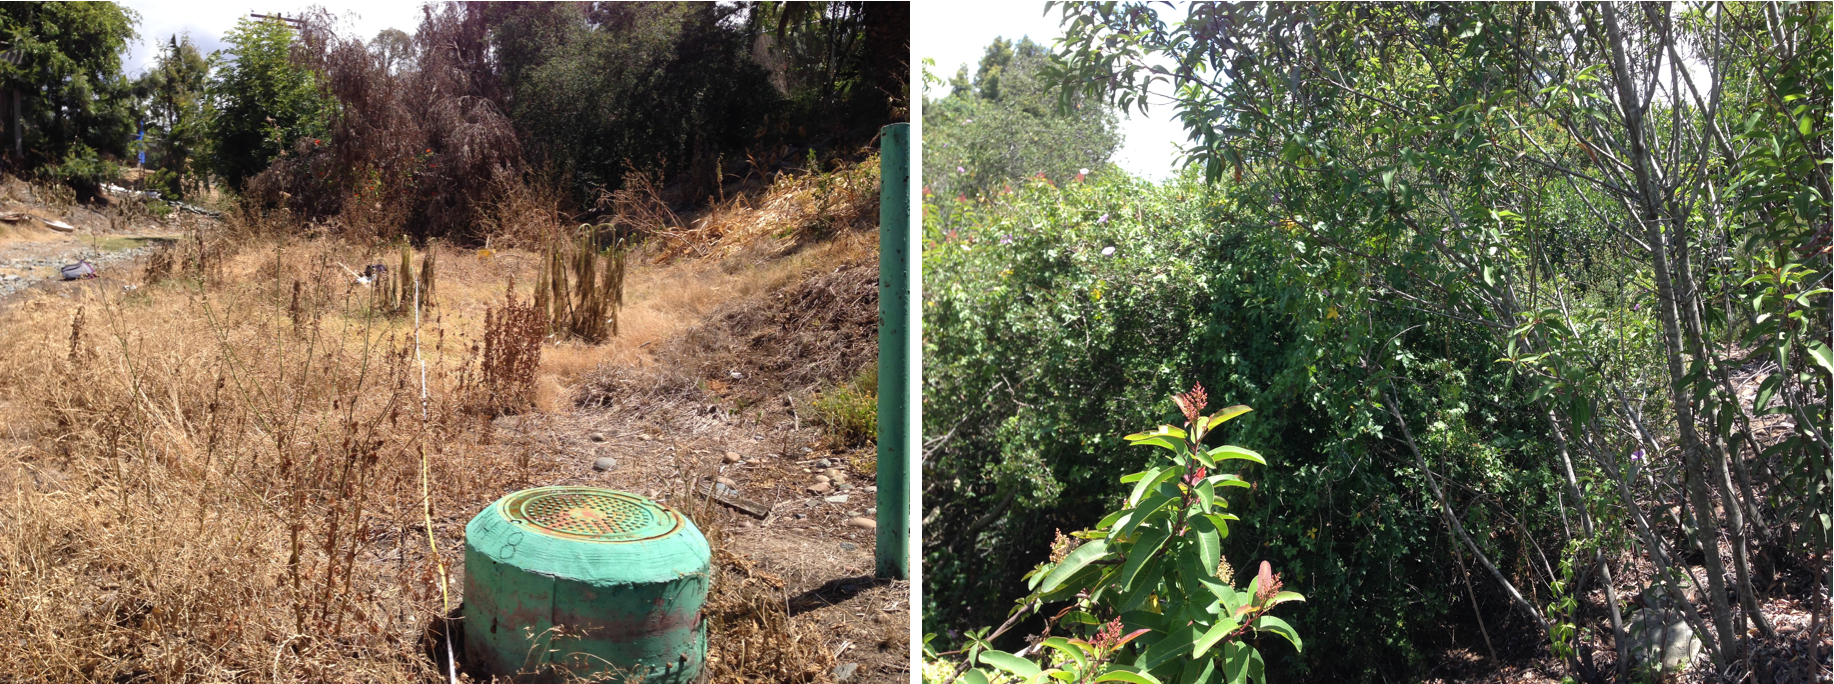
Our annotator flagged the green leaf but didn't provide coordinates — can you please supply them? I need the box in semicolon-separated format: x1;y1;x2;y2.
1192;515;1223;570
1222;641;1264;684
979;651;1043;678
1204;405;1253;430
1254;615;1303;652
1039;540;1110;594
1808;340;1833;377
1040;637;1089;673
1264;591;1306;609
1139;624;1197;670
1096;509;1128;531
962;670;992;684
1119;523;1172;591
1207;473;1252;489
1193;613;1244;656
1125;424;1188;442
1060;610;1101;626
1119;493;1176;541
1092;671;1163;684
1127;466;1167;507
1207;445;1266;466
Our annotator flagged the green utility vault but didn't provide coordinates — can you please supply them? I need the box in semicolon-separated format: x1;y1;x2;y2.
462;486;710;683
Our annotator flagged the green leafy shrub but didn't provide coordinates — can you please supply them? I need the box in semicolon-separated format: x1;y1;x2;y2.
924;172;1565;680
813;362;878;448
37;145;122;203
930;390;1303;684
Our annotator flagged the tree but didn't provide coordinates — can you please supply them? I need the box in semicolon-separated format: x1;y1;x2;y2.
135;34;209;198
495;2;776;199
208;16;326;191
923;36;1119;230
1050;1;1828;677
368;28;412;75
0;2;139;192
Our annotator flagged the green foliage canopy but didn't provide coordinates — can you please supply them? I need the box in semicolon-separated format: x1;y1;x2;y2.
923;37;1119;229
208;16;327;191
0;2;140;192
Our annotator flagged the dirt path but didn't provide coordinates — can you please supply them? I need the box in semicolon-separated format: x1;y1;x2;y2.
489;255;905;683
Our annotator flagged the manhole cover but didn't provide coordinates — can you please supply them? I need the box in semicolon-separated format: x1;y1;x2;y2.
502;487;682;542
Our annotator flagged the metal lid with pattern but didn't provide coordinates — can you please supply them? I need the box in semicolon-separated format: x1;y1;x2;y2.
501;487;681;542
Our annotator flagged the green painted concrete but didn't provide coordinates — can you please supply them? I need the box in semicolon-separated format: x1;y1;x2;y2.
462;487;710;683
877;122;911;580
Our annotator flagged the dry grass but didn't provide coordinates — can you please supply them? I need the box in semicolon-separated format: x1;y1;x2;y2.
646;155;880;264
0;227;547;682
0;149;889;681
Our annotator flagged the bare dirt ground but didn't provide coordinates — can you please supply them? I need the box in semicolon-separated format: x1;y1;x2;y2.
470;257;908;683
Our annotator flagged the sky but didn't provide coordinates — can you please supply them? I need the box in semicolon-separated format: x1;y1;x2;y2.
119;0;427;77
914;2;1190;182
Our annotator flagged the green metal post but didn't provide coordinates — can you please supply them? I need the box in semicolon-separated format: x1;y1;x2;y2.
876;123;910;579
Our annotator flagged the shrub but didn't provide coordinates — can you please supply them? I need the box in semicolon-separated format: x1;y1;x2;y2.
813;362;878;448
533;225;627;344
468;285;546;415
923;172;1564;679
928;389;1303;684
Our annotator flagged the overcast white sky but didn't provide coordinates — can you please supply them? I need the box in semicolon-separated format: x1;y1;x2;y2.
914;1;1189;182
119;0;427;76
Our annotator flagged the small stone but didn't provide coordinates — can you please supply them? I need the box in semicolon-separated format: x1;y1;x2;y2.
807;482;833;495
815;475;831;484
801;447;814;454
592;457;617;471
847;510;861;517
864;486;877;493
588;432;607;443
715;477;737;488
723;451;741;463
840;542;858;551
823;468;846;481
846;517;876;530
793;513;806;520
638;434;652;441
816;458;832;468
833;663;860;682
824;495;850;504
867;507;876;516
837;484;853;491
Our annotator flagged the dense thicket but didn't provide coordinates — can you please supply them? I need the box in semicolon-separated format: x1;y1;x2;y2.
926;3;1829;682
234;1;905;241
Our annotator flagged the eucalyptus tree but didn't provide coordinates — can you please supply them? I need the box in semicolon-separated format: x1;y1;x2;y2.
1049;0;1827;677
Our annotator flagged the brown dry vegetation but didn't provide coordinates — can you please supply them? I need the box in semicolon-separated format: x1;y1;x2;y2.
0;155;898;682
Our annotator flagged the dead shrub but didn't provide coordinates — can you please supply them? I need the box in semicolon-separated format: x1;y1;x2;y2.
534;226;628;344
466;284;546;415
142;226;233;286
245;6;523;243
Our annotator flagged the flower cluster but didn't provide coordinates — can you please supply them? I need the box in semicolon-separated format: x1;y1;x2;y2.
1050;528;1076;564
1173;381;1208;426
1254;560;1284;604
1090;618;1125;652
